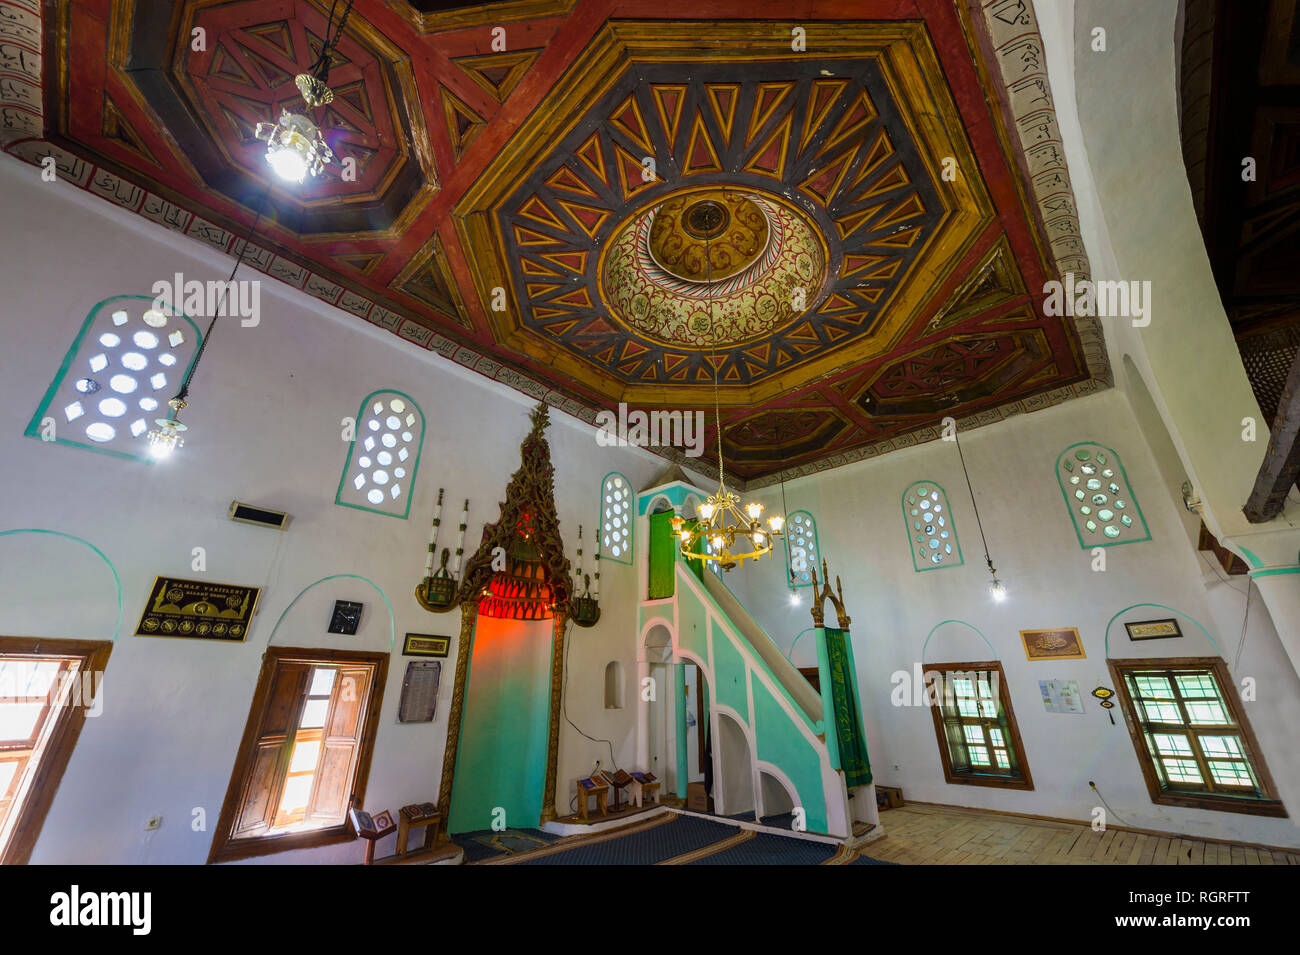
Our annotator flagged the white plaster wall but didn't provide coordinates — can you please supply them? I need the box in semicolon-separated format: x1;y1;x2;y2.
1034;0;1300;567
726;390;1300;848
0;153;659;863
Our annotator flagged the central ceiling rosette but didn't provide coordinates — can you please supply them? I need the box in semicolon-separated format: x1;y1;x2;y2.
600;187;827;349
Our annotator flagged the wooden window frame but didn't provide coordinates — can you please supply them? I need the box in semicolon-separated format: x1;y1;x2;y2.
0;636;113;865
1108;657;1286;818
925;661;1034;791
208;647;388;864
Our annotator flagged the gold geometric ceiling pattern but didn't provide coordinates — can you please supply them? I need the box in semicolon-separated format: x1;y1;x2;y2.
2;0;1106;485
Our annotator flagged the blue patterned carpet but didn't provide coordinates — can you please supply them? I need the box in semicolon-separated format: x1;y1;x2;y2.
515;814;736;865
685;831;838;865
468;812;894;865
452;827;561;863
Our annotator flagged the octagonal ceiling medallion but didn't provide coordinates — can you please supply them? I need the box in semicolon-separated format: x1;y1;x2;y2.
456;21;995;405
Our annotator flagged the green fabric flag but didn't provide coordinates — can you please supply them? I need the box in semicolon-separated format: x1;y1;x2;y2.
647;511;678;598
824;627;872;787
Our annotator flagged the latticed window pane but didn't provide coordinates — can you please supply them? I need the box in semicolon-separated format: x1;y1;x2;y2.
901;482;963;571
26;295;202;462
599;474;632;564
1120;663;1276;805
785;511;819;587
1056;443;1149;547
337;391;424;519
1162;758;1203;784
1152;733;1193;756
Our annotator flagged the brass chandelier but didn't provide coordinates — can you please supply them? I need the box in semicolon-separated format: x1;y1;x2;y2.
253;1;352;183
669;195;786;569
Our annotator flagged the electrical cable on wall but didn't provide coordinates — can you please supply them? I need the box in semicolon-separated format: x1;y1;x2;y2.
1088;780;1133;829
559;614;618;812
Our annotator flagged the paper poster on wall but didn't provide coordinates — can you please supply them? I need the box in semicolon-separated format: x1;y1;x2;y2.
1039;679;1085;714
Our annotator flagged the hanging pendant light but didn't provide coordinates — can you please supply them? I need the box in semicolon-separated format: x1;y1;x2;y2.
954;425;1006;600
670;195;786;569
253;1;352;183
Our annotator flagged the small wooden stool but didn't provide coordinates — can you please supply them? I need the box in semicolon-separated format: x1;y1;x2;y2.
577;776;609;820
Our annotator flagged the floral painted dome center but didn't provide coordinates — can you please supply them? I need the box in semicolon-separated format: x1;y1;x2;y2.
647;192;770;283
600;186;827;349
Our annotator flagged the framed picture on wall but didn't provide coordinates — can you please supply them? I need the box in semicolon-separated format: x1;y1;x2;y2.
1125;618;1182;641
1020;627;1086;661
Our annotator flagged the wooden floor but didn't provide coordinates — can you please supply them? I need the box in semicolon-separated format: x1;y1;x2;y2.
865;804;1300;865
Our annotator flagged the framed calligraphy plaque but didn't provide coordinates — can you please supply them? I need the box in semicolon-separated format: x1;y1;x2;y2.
134;576;261;641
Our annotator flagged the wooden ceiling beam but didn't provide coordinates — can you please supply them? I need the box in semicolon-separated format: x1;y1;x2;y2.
1245;347;1300;522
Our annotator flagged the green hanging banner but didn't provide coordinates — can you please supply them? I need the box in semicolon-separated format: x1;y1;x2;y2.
647;511;678;599
824;627;872;788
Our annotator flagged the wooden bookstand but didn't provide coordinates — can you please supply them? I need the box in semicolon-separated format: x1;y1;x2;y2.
628;771;660;808
397;803;441;858
350;807;398;865
576;775;609;820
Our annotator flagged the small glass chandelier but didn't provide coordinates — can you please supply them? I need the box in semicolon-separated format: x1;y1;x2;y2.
670;198;786;569
253;1;352;183
146;397;189;459
255;109;334;184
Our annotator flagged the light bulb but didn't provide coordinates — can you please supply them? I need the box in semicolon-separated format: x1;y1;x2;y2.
989;579;1007;602
267;146;309;183
698;502;716;521
768;515;785;533
788;591;802;606
746;501;763;520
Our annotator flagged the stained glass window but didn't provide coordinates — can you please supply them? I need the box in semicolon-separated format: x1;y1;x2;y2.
599;473;632;564
26;295;202;462
336;390;424;518
902;481;963;571
1056;443;1150;547
785;511;819;587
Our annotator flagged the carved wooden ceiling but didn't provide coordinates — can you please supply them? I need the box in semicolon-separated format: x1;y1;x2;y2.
8;0;1107;484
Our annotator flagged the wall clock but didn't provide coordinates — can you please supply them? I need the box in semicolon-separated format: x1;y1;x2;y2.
328;600;364;635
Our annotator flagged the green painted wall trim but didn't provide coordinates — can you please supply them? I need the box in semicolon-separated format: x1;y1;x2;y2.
25;294;205;464
1239;547;1264;569
1248;566;1300;578
901;480;964;572
334;389;426;520
262;574;396;652
920;619;998;665
785;627;816;663
1054;441;1151;549
0;528;123;642
637;482;700;516
1102;603;1221;658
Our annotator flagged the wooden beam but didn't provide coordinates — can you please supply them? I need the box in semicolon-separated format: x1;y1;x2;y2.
1245;346;1300;522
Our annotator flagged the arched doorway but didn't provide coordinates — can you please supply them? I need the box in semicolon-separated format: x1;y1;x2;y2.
713;710;754;817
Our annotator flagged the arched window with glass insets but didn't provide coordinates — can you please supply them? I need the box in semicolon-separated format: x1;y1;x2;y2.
336;390;425;519
1056;442;1150;547
599;473;633;563
902;481;963;571
784;511;820;587
25;295;203;462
